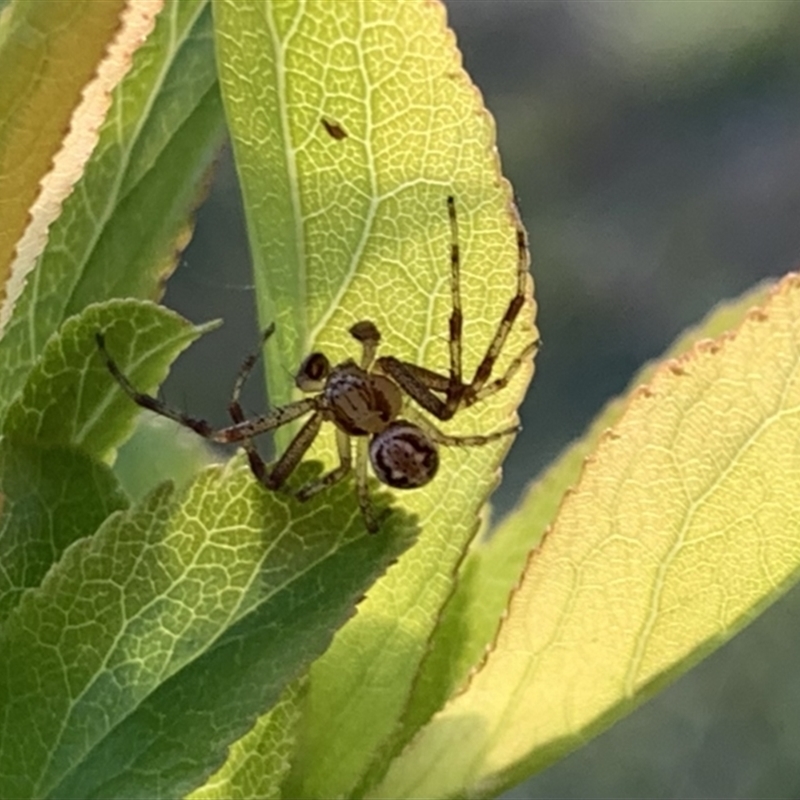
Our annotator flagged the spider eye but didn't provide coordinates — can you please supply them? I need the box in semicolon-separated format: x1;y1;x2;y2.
296;352;330;392
369;422;439;489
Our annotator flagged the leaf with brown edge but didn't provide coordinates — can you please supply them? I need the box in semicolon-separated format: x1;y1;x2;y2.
0;0;161;331
0;0;224;422
392;280;777;766
376;273;800;799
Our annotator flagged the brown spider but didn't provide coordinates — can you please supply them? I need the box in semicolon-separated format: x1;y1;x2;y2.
97;196;536;532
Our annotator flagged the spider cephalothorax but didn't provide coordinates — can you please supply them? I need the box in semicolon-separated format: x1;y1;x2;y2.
293;322;440;490
97;196;536;532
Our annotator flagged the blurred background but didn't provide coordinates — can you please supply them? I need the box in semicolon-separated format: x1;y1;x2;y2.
158;2;800;797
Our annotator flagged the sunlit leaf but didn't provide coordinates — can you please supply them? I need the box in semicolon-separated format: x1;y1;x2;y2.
0;0;135;314
213;1;538;795
377;275;800;799
395;280;776;749
187;679;304;800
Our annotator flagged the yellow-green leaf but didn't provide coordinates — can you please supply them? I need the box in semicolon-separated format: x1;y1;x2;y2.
0;0;158;325
188;680;303;800
397;280;777;749
376;274;800;798
213;1;537;796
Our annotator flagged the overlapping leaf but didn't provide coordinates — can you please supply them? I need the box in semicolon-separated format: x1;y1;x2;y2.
0;298;211;624
0;0;223;420
0;456;417;800
393;281;776;755
0;441;127;624
2;299;218;457
187;680;304;800
0;296;418;800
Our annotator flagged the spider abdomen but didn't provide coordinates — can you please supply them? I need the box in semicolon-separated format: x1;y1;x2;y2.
369;422;439;489
325;363;402;436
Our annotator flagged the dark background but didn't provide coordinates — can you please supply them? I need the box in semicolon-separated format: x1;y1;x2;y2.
162;2;800;797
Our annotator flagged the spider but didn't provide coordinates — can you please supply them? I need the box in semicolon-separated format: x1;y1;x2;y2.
97;196;536;532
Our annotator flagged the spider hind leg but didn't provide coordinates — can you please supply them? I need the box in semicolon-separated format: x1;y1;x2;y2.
295;427;352;501
227;323;276;486
442;196;531;413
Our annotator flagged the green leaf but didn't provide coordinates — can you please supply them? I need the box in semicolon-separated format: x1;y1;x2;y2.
214;2;537;796
392;280;777;757
2;298;218;459
0;298;214;624
51;477;416;800
0;0;224;419
377;274;800;799
0;457;418;800
0;440;127;625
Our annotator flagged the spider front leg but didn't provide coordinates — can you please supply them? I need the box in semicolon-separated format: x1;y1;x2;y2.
376;332;537;423
96;330;317;460
446;195;464;392
374;355;452;420
462;204;530;402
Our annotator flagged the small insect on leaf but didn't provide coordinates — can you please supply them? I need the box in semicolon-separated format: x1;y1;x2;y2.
321;118;348;140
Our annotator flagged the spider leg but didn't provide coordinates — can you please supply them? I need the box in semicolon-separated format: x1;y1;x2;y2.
214;398;318;443
227;324;276;486
446;195;464;390
96;332;214;436
389;361;450;393
295;427;352;501
229;323;276;422
403;405;520;447
375;355;452;421
464;217;529;397
377;337;538;421
96;331;316;445
356;437;385;533
260;410;324;490
463;337;540;407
